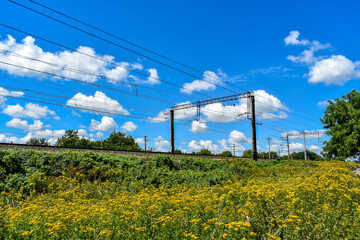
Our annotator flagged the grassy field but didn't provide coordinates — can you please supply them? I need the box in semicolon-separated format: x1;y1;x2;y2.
0;149;359;239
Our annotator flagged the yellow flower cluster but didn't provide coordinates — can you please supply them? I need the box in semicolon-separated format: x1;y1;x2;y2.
0;161;359;239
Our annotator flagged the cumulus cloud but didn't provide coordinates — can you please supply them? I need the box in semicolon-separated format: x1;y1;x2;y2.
190;120;208;133
89;116;117;132
181;70;223;94
289;142;304;151
229;130;248;143
3;103;58;119
188;140;219;152
135;138;145;145
95;132;104;138
0;34;155;83
0;87;24;106
284;31;310;46
285;31;360;85
154;136;170;152
285;31;330;64
121;121;137;132
308;55;360;85
145;68;160;85
6;118;43;131
67;91;129;115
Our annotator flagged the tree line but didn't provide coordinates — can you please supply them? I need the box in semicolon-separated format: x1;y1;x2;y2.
26;130;141;151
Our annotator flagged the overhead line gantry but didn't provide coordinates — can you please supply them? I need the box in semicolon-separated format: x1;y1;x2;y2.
168;92;258;160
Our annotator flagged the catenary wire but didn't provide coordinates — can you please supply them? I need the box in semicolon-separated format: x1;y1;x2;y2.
13;0;323;119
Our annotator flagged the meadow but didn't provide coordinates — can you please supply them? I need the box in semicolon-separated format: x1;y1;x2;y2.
0;149;359;239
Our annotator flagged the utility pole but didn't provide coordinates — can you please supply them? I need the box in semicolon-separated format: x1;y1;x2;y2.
279;143;282;159
170;110;175;153
286;135;290;160
266;137;271;159
250;95;258;161
144;136;147;152
232;143;236;157
303;130;307;161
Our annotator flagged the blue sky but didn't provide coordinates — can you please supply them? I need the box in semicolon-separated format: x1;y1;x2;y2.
0;0;358;155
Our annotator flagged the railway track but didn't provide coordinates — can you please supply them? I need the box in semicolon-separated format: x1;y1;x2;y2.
0;142;241;160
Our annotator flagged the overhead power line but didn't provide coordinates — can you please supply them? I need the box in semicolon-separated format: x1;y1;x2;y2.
8;0;237;95
12;0;324;120
0;49;201;101
0;23;211;99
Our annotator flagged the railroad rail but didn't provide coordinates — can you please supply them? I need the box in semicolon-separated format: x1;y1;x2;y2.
0;142;242;160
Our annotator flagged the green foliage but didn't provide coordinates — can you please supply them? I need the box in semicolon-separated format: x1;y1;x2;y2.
196;148;213;155
257;151;278;159
291;150;323;161
217;150;232;157
56;130;93;148
242;149;252;158
0;149;234;193
55;130;141;151
321;90;360;158
26;138;50;146
99;130;141;151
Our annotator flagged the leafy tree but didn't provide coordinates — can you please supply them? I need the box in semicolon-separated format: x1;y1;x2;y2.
291;151;323;161
100;131;141;151
321;90;360;158
56;130;93;148
218;150;232;157
26;138;50;146
257;151;278;159
173;149;182;154
196;148;213;156
242;150;252;158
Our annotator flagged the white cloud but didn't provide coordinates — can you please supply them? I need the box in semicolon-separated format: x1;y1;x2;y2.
0;87;24;106
89;116;117;132
0;34;155;83
317;100;329;108
229;130;248;143
135;138;145;145
188;140;219;152
102;62;130;82
6;118;43;131
149;101;197;122
121;121;137;132
67;91;129;115
285;31;360;86
202;90;288;122
95;132;104;138
3;103;57;119
309;145;320;152
190;120;208;133
284;31;310;46
289;142;304;151
77;129;88;138
145;68;160;85
181;70;222;94
308;55;360;85
154;136;170;152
